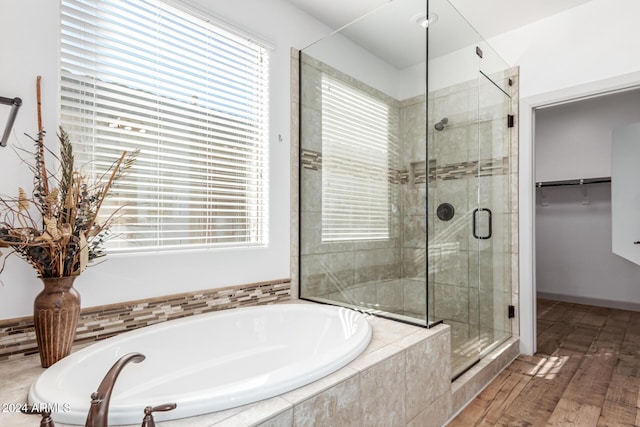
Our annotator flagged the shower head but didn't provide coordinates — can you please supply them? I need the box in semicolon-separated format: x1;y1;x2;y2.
434;117;448;131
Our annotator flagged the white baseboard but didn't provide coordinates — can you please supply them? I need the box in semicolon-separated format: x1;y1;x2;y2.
537;291;640;312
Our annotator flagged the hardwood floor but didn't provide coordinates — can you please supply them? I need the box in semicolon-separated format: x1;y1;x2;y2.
447;299;640;426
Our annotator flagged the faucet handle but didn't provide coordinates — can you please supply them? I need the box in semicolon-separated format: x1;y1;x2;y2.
146;403;177;413
141;403;177;427
20;405;55;427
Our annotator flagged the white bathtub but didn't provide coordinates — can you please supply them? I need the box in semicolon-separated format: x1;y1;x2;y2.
28;303;372;425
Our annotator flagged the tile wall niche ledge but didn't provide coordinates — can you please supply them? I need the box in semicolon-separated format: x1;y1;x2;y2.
0;279;291;362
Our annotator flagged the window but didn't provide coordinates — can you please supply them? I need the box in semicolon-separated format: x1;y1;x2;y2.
321;75;394;242
60;0;269;252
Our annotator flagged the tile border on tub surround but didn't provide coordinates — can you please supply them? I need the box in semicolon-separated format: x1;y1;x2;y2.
0;278;291;362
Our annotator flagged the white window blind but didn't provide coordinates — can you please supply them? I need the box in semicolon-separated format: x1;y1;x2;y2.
321;75;393;242
60;0;269;252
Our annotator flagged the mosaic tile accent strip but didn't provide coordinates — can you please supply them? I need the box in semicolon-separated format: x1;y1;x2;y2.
396;170;410;185
478;157;510;177
301;149;410;185
432;157;509;182
301;149;322;170
389;168;408;185
0;278;291;361
301;149;508;185
414;160;432;185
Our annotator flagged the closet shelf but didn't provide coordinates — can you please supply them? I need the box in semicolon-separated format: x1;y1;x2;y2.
536;177;611;188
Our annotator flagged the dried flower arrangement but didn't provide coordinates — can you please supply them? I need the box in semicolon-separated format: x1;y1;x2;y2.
0;77;137;278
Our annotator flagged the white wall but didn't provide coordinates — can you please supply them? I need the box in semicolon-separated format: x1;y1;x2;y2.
483;0;640;354
489;0;640;100
0;0;332;319
535;89;640;182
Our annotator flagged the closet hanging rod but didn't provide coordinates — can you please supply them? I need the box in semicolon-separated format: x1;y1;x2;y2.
536;177;611;188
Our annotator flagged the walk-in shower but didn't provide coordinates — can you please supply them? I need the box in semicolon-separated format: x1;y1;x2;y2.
298;0;518;379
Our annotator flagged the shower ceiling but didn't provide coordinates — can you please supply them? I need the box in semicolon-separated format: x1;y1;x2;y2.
288;0;595;67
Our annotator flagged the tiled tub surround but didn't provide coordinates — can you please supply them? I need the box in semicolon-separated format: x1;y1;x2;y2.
0;305;520;427
0;279;291;362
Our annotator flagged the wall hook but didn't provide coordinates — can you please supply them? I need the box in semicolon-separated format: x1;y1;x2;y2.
0;96;22;147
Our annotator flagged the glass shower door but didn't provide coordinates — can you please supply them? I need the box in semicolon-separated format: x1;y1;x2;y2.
475;72;512;357
441;71;512;379
428;7;513;375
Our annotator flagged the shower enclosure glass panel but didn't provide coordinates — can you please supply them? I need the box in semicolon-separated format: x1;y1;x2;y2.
299;0;514;378
299;0;429;326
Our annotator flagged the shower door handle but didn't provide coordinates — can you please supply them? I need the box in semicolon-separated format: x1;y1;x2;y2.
472;208;492;240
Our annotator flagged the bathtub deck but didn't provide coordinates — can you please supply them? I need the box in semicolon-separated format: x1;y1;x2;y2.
0;306;518;426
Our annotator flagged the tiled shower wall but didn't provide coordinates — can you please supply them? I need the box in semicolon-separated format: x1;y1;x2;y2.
299;53;407;314
300;54;437;318
400;77;517;333
299;51;520;338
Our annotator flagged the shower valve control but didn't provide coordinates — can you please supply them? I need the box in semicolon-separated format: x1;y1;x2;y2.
437;203;455;221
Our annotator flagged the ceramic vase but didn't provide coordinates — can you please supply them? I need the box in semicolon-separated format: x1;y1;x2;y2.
33;276;81;368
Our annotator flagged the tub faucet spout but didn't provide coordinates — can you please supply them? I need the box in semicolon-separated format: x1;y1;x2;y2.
85;352;145;427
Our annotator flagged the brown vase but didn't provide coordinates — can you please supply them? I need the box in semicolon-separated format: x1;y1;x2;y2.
33;276;81;368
